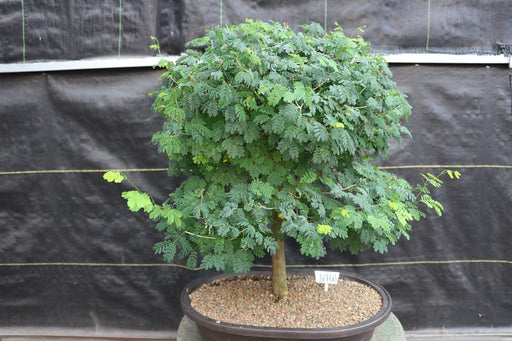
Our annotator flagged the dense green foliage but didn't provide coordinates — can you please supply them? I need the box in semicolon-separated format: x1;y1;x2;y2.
105;20;458;274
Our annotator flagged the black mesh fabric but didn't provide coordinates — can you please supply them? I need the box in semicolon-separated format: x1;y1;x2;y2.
1;0;511;335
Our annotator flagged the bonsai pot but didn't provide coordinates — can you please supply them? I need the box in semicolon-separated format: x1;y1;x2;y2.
180;270;392;341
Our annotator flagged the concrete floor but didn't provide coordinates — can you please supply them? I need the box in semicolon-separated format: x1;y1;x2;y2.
2;327;512;341
406;331;512;341
408;337;512;341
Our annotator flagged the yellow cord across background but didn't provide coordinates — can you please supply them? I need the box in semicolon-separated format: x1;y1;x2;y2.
1;164;511;176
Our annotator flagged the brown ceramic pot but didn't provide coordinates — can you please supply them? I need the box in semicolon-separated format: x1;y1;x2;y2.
180;270;392;341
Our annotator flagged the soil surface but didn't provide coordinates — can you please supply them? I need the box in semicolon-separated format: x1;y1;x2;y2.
189;274;382;329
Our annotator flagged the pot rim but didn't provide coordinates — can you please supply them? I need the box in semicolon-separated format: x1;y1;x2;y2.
180;269;392;339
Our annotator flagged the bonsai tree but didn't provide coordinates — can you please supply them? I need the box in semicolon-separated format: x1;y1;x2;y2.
104;20;459;299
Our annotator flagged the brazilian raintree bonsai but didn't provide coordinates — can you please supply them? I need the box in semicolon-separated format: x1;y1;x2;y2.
105;20;458;300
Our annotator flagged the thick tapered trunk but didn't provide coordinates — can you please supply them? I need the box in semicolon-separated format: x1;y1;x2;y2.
271;213;288;300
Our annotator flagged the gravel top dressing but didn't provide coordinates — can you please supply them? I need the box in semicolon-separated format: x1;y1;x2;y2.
189;274;382;329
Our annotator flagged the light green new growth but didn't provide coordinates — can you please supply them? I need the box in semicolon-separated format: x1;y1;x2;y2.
103;171;124;183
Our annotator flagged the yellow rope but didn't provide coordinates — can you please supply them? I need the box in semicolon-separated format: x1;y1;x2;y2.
379;164;512;170
0;262;197;270
282;259;512;268
0;168;167;175
1;165;510;176
1;259;510;270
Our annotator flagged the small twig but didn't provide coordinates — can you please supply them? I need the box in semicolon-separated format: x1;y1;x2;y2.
185;231;216;240
120;172;147;196
230;228;248;240
343;184;357;191
289;191;301;199
258;203;275;210
314;78;329;91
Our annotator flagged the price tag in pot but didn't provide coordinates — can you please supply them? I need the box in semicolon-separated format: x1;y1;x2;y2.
314;271;340;292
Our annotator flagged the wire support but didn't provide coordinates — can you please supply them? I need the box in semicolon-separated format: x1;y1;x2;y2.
1;259;511;270
1;165;510;176
0;168;167;176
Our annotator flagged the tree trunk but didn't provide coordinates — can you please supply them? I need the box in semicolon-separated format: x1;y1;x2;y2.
271;213;288;300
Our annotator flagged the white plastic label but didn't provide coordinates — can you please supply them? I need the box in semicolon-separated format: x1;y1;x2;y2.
314;270;340;291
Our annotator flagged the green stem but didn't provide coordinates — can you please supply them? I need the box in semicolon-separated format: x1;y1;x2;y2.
121;172;144;194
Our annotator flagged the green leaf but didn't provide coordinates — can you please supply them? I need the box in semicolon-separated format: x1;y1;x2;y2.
279;103;299;120
395;206;414;226
121;191;154;213
446;169;461;180
234;104;247;122
420;194;444;216
186;251;198;269
249;180;276;200
268;84;287;106
257;83;274;95
205;101;219;117
310;122;329;142
330;122;345;128
149;205;162;220
154;241;176;261
219;82;235;108
210;70;223;81
232;250;253;273
222;137;245;158
293;82;305;102
283;90;295;103
161;207;183;227
300;171;317;184
263;237;278;254
373;239;388;254
271;115;287;134
201;255;215;270
213;254;225;271
316;224;332;235
341;209;351;218
388;202;399;211
312;147;331;164
367;215;380;229
367;215;391;233
421;173;443;188
103;171;125;183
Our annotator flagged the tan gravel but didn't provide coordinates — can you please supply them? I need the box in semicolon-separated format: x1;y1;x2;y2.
189;274;382;329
